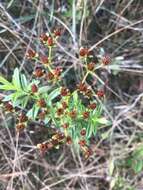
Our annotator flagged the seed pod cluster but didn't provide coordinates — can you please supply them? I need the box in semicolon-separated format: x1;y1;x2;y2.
4;102;13;112
37;132;66;153
79;47;92;57
26;49;36;59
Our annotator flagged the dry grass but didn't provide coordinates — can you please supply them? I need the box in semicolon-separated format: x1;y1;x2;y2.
0;0;143;190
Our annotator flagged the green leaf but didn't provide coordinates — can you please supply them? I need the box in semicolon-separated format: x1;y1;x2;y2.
101;130;110;140
0;75;11;85
86;122;93;139
12;68;21;90
109;159;115;176
73;91;78;106
133;146;143;159
0;84;17;90
44;117;51;125
96;117;111;125
11;91;27;106
132;160;143;173
26;105;39;119
2;94;13;101
20;74;28;90
21;96;29;108
48;88;61;102
38;86;50;94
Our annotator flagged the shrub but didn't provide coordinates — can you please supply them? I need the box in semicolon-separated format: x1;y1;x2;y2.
0;29;111;158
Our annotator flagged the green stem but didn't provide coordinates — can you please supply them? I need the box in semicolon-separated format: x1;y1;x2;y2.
48;46;52;64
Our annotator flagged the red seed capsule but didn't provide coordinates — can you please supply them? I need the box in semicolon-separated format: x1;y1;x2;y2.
54;29;62;37
60;87;69;96
46;72;54;80
97;89;104;97
5;102;13;112
88;103;96;110
69;110;77;119
79;48;87;57
84;148;93;158
40;55;48;65
66;136;72;145
19;113;28;123
47;37;54;46
46;142;53;150
79;139;86;147
38;111;46;120
77;83;87;93
102;55;111;65
40;33;49;42
31;84;38;93
16;123;25;132
58;133;65;141
34;68;44;77
62;123;69;129
53;67;62;77
39;143;47;152
37;99;46;108
26;49;36;59
87;62;95;71
51;139;59;146
82;111;90;119
80;128;86;136
61;101;68;109
85;89;92;98
56;108;64;116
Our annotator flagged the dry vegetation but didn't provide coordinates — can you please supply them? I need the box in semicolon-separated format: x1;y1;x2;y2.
0;0;143;190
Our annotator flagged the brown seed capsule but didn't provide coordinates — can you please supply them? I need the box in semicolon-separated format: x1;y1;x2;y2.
34;68;44;77
102;55;111;65
84;148;93;158
85;89;92;98
51;139;59;146
52;133;59;140
46;72;54;80
46;142;53;150
40;33;49;42
79;48;86;57
80;128;86;136
26;49;36;59
66;136;72;145
57;108;64;116
60;87;69;96
97;89;104;97
40;55;48;65
38;111;46;120
82;111;90;119
79;139;86;147
39;143;47;151
53;67;62;77
31;84;38;93
77;83;87;93
5;102;13;112
79;47;89;57
19;113;28;123
88;103;96;110
61;101;68;109
54;29;62;37
87;62;95;71
86;50;93;56
62;123;69;129
37;99;46;108
79;48;92;57
47;37;54;46
58;133;65;140
69;110;77;119
16;123;25;132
